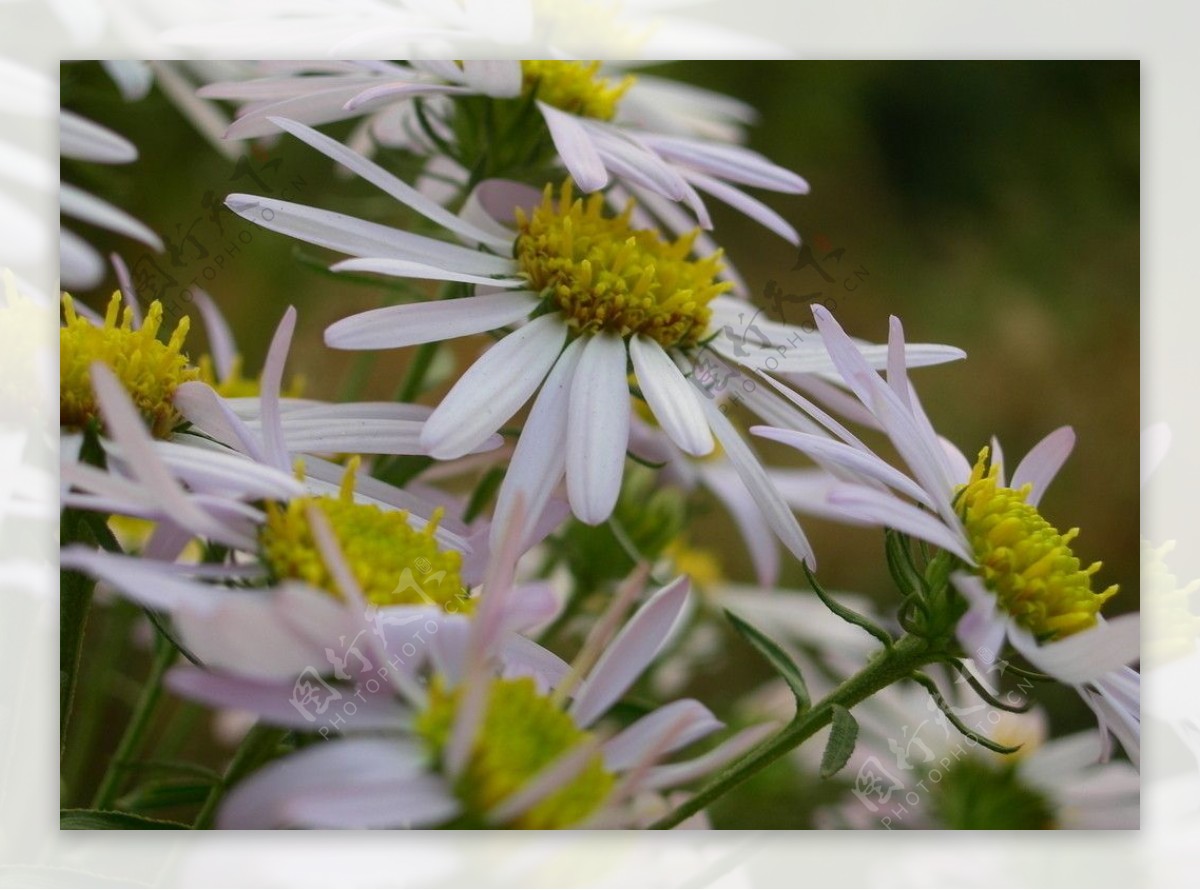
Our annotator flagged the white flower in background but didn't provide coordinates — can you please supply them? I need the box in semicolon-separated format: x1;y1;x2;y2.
158;0;787;59
752;305;1140;766
199;59;808;248
157;517;770;829
60;293;499;557
199;59;806;249
225;118;964;561
809;664;1139;830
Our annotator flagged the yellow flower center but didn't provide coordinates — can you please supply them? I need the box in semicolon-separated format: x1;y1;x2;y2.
515;182;730;349
60;292;199;437
416;676;615;828
520;60;633;120
956;448;1117;640
258;459;470;612
665;538;724;592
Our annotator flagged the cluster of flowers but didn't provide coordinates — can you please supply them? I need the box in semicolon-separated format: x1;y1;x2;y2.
60;60;1138;829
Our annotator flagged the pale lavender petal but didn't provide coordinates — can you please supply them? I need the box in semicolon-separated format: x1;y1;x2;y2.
828;484;973;561
570;576;691;728
950;572;1008;672
566;333;630;525
497;633;571;694
537;101;609;192
217;739;449;829
604;700;723;772
1011;426;1076;507
258;307;296;473
421;315;567;460
682;170;799;244
640;134;808;193
173;381;266;463
639;723;777;792
698;391;814;568
698;462;779;587
189;288;236;380
752;426;936;509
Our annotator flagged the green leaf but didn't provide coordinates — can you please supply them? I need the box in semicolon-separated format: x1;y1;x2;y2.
820;704;858;779
117;780;215;812
724;610;810;712
803;564;894;651
60;808;189;830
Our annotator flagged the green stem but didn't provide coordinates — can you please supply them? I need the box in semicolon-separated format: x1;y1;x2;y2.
395;340;440;404
192;724;286;829
59;509;96;755
650;633;934;829
91;634;176;810
63;601;135;803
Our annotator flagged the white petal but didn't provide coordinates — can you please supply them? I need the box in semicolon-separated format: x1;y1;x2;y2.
330;256;524;288
1011;426;1076;507
269;116;511;250
1009;614;1141;685
571;576;690;728
223;194;516;276
1141;422;1171;487
537;101;609;192
258;307;296;473
682;170;799;243
828;484;973;562
752;426;936;510
59;110;137;163
326;289;537;352
639;134;808;193
699;463;780;586
566;333;630;525
629;336;713;457
59;228;105;290
173;381;266;463
60;184;163;251
698;391;814;568
490;337;585;553
421;315;567;460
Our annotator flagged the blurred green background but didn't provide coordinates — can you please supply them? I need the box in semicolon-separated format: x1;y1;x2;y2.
62;60;1139;828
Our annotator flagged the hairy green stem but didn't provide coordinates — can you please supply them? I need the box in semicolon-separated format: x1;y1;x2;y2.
91;634;176;810
650;633;934;829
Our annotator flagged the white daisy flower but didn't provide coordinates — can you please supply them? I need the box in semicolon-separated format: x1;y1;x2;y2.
750;305;1140;766
61;294;497;557
202;59;808;244
163;521;772;829
225;118;965;562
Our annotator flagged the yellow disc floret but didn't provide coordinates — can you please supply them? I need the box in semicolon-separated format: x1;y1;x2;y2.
417;676;615;828
520;60;633;120
197;353;306;400
60;292;199;437
259;458;470;612
515;182;730;349
957;448;1117;640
